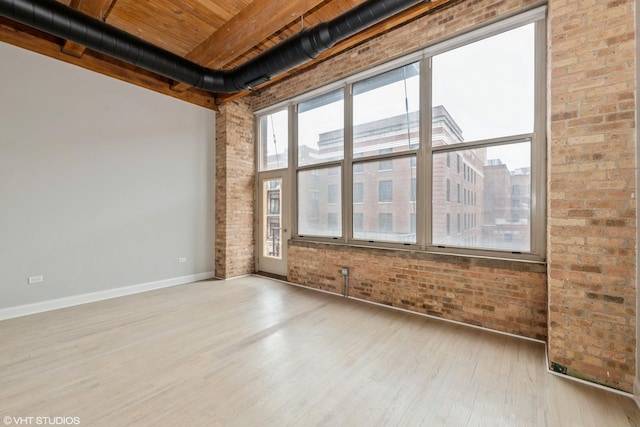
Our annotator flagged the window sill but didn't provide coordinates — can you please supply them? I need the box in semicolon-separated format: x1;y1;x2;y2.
289;238;546;272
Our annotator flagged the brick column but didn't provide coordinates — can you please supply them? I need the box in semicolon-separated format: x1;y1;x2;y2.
215;99;255;278
548;0;637;392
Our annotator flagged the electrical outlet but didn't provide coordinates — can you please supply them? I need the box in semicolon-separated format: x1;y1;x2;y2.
341;267;349;276
28;275;44;284
178;257;187;263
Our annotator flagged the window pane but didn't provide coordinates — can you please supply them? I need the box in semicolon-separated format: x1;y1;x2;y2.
328;184;339;203
445;179;450;202
432;141;531;251
353;63;420;157
354;212;364;232
353;156;416;243
298;90;344;166
258;109;288;171
378;148;393;171
263;179;282;258
432;24;534;145
298;166;342;237
353;182;364;204
379;213;393;233
378;180;393;202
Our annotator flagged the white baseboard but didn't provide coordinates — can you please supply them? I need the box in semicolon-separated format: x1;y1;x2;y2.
0;271;216;321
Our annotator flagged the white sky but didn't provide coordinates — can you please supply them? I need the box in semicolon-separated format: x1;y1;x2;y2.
264;23;535;171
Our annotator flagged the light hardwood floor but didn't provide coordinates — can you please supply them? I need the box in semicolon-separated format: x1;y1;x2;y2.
1;276;639;426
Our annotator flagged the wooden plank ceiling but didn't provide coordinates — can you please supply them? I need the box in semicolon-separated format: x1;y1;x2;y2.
0;0;454;110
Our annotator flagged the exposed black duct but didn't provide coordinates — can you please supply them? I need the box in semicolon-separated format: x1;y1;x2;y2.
0;0;426;94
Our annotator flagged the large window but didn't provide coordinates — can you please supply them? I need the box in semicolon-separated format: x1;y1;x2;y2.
352;157;416;243
431;26;534;144
350;63;419;244
258;8;546;260
431;22;536;252
257;109;288;171
296;90;344;237
297;166;342;237
297;90;344;167
352;63;419;158
432;141;531;251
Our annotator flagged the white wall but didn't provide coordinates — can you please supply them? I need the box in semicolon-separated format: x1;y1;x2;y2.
0;42;216;310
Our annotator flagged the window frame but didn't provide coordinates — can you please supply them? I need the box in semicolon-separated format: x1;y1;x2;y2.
255;6;547;261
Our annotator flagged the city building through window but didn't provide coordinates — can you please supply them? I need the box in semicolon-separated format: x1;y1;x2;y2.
256;9;545;260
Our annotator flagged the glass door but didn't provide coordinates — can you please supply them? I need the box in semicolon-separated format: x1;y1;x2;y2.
256;107;289;276
257;172;289;276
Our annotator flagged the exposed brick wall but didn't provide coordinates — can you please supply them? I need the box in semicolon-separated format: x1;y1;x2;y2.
215;99;255;278
289;242;547;340
547;0;637;392
247;0;637;392
636;0;640;402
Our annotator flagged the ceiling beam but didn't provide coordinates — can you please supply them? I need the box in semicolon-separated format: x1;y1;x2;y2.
62;0;117;58
171;0;327;92
217;0;456;105
0;18;217;110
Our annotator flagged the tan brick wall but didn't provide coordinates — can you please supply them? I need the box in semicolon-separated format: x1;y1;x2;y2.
247;0;637;392
548;0;637;392
215;99;255;278
290;242;548;340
